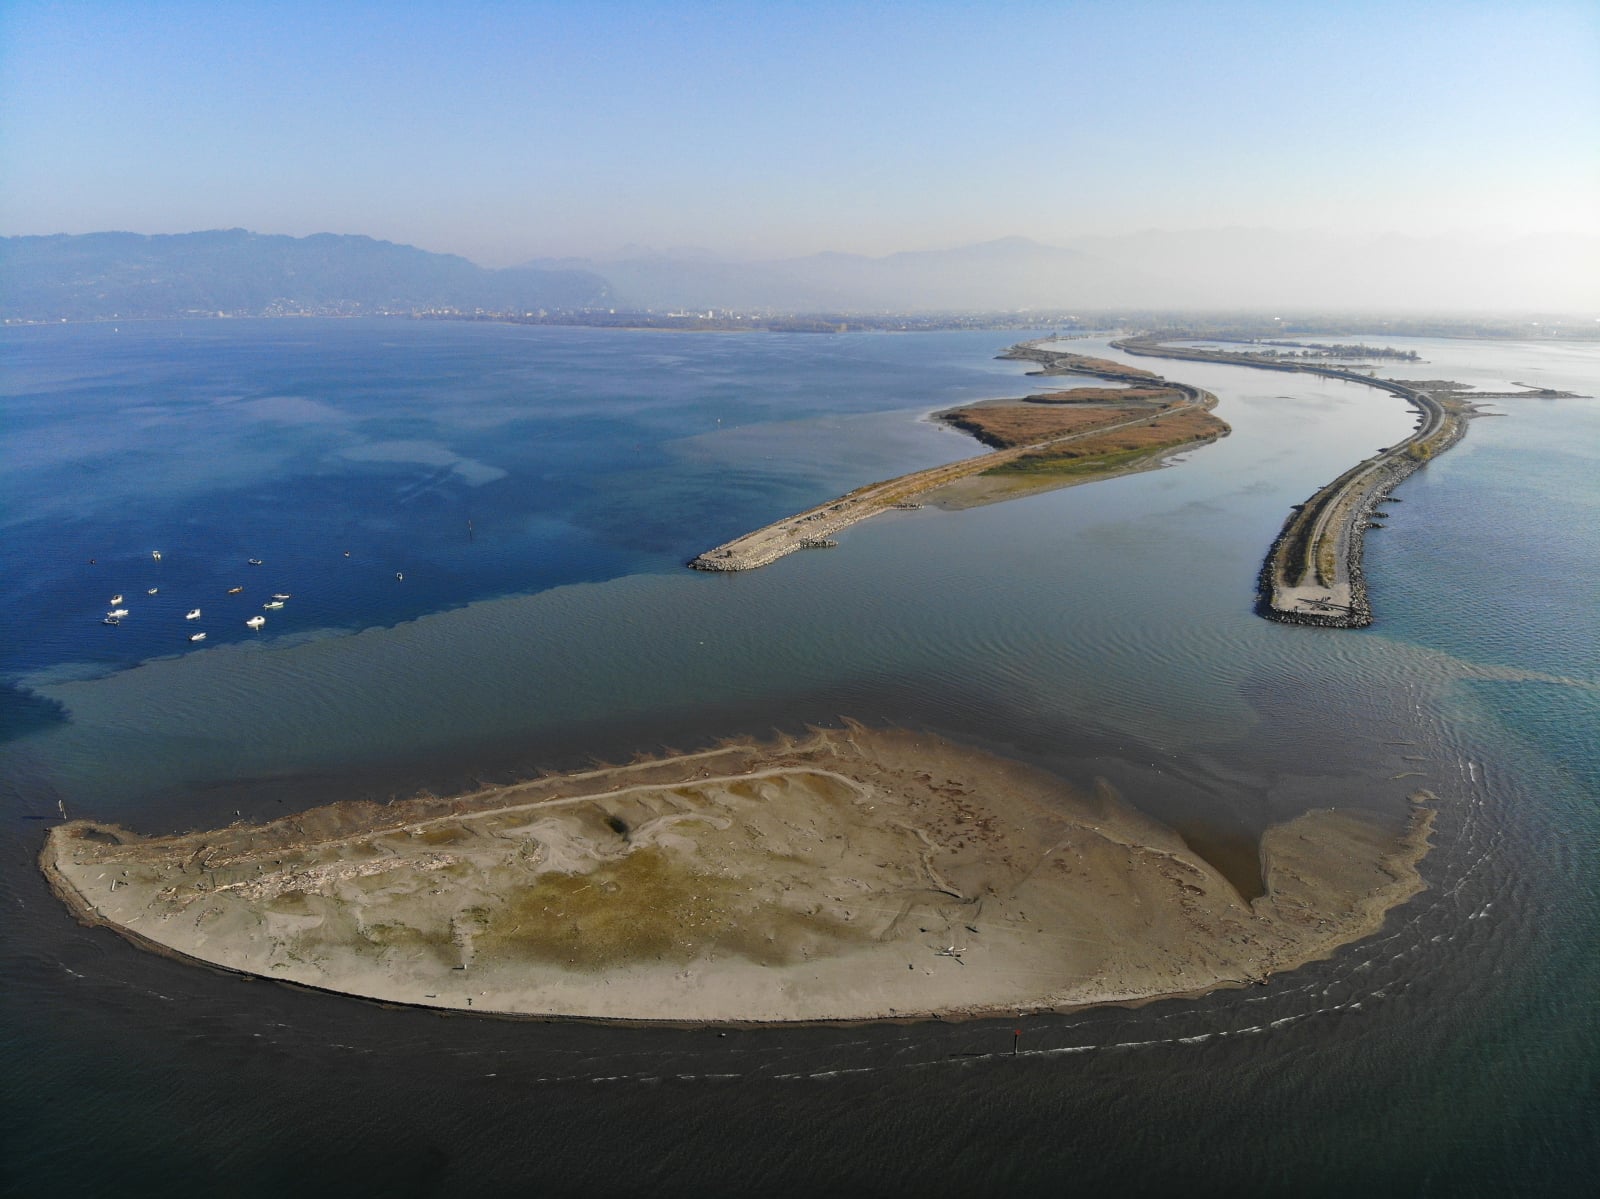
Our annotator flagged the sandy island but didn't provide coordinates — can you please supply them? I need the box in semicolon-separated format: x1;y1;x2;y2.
43;726;1434;1024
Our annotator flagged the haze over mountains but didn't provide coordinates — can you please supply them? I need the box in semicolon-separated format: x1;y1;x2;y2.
543;230;1596;314
3;227;1594;321
0;230;612;321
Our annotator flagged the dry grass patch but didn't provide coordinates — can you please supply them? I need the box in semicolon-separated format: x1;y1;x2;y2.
1042;352;1160;379
941;404;1125;449
987;409;1229;475
474;846;857;971
1025;386;1178;405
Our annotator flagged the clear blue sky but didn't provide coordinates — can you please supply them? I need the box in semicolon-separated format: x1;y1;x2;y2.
2;0;1595;264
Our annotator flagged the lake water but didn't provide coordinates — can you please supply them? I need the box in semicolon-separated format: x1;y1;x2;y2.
2;321;1596;1195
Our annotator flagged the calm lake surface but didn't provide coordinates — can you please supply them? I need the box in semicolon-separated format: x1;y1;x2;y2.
2;321;1596;1196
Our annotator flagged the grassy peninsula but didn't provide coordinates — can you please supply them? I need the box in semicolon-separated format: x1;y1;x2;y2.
690;340;1229;570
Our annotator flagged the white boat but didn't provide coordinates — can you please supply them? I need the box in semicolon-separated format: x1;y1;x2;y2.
248;558;264;566
271;593;292;600
147;587;159;595
106;608;129;618
151;550;162;561
396;572;404;581
227;586;243;594
186;608;201;620
102;615;121;626
246;615;266;629
263;600;284;610
109;594;123;605
189;632;207;642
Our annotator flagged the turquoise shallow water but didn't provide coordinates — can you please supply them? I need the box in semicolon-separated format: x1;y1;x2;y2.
1;324;1595;1195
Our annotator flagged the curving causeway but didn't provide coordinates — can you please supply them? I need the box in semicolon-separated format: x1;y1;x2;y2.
1113;335;1473;628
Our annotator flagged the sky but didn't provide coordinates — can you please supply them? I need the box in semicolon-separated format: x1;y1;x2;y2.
1;0;1596;266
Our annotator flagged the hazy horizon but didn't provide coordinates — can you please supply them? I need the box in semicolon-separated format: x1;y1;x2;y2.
3;1;1596;277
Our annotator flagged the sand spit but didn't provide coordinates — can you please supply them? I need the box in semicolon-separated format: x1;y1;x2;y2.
43;727;1434;1024
688;340;1219;572
921;437;1214;511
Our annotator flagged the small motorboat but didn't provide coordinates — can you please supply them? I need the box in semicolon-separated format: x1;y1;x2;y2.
396;572;404;581
247;558;264;566
102;615;122;626
186;608;201;620
227;586;244;594
106;607;129;619
189;632;207;642
246;615;266;629
263;600;284;610
271;593;292;600
151;550;162;561
109;594;123;605
343;550;351;557
147;587;159;595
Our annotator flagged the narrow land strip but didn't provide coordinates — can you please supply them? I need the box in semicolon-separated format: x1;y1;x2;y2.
689;340;1224;572
1112;335;1477;628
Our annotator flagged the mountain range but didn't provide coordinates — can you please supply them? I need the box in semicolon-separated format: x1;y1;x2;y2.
2;227;1593;321
540;230;1597;315
0;229;612;321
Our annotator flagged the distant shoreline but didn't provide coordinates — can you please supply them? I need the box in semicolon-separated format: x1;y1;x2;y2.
13;310;1600;344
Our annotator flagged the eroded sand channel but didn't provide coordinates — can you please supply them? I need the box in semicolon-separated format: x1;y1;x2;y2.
43;727;1434;1023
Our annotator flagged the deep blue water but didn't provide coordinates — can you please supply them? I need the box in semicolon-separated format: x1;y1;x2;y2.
1;322;1595;1196
2;320;1022;686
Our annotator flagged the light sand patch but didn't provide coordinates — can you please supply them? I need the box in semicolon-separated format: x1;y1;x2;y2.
42;727;1434;1024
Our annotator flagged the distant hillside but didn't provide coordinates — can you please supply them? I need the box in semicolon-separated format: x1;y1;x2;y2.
537;230;1599;315
1060;229;1600;314
0;229;613;320
7;227;1592;322
534;237;1183;313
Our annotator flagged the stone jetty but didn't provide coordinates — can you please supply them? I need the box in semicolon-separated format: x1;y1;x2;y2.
1113;336;1475;628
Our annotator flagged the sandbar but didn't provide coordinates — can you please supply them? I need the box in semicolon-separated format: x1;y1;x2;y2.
43;726;1434;1024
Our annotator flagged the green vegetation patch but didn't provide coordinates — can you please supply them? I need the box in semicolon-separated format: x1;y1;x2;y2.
265;889;315;915
358;920;458;967
985;440;1189;479
473;846;858;971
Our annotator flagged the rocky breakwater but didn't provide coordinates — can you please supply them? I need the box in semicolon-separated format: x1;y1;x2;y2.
1113;336;1474;628
1254;377;1469;627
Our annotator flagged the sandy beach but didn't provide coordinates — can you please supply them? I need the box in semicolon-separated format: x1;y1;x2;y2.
43;726;1434;1024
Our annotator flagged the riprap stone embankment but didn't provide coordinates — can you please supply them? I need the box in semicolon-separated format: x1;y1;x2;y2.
1113;336;1473;627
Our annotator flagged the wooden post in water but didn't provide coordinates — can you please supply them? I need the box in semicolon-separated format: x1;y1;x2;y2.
1013;1028;1021;1056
